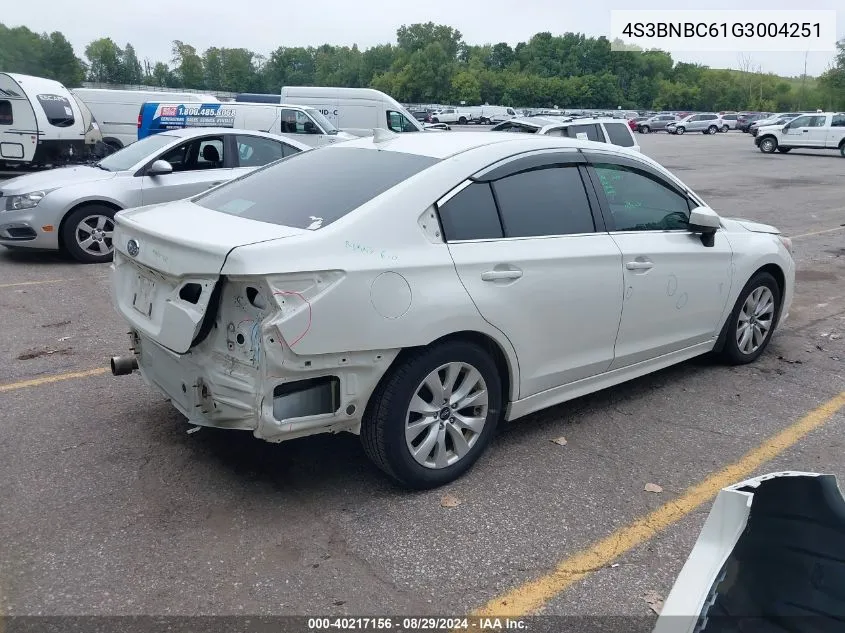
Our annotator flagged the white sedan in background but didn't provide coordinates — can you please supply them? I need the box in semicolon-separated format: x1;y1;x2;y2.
0;128;310;263
109;131;795;489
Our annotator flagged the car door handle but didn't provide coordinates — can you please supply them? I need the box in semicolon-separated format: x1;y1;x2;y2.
625;261;654;270
481;269;523;281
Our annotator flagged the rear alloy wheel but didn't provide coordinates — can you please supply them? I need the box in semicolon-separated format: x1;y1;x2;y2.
61;204;117;264
640;125;650;134
840;142;845;157
675;126;685;135
759;136;777;153
721;125;730;133
719;272;781;365
361;341;502;489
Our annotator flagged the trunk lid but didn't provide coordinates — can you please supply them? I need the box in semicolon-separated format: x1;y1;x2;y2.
112;200;307;354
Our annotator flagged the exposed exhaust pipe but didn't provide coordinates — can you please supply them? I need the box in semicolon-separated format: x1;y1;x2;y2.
111;355;139;376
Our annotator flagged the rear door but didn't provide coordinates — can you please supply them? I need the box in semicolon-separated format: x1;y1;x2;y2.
140;134;234;205
440;150;624;398
826;113;845;149
0;75;37;162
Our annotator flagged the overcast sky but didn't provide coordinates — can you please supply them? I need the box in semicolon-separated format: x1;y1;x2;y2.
5;0;844;77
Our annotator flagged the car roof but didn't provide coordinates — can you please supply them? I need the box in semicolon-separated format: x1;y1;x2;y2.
327;129;638;160
154;126;311;148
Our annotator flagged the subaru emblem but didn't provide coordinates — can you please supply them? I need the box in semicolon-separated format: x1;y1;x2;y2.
126;239;140;257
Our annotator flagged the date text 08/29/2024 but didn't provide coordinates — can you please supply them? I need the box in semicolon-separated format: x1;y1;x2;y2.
306;617;527;630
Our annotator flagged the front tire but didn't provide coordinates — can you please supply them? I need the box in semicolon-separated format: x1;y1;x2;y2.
719;272;781;365
721;125;729;133
361;341;503;489
676;126;685;135
61;204;117;264
759;136;777;153
640;125;650;134
707;125;718;134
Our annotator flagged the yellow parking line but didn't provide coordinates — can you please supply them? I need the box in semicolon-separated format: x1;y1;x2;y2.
471;391;845;617
0;279;64;289
0;367;109;393
793;225;845;239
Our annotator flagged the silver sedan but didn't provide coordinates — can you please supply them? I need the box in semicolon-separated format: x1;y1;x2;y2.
0;128;311;263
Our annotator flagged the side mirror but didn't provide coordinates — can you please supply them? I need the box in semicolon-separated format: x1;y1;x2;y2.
689;206;720;233
147;159;173;176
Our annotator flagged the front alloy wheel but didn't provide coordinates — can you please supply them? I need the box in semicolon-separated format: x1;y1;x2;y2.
759;137;777;153
719;272;781;365
676;126;685;135
61;204;117;263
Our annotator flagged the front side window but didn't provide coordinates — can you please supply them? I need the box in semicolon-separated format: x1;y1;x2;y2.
593;163;691;232
98;133;178;172
279;109;321;135
603;123;635;147
36;94;75;128
196;147;439;229
492;166;595;238
437;182;503;241
159;136;226;172
0;100;11;125
387;111;418;133
789;115;813;128
236;134;299;167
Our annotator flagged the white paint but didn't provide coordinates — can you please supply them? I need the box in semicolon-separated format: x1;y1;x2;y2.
369;272;412;319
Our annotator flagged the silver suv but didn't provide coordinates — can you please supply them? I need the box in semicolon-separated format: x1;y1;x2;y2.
637;114;678;133
666;113;724;135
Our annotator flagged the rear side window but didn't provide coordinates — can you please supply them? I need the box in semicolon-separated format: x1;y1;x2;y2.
567;124;603;142
196;147;439;229
492;166;595;238
603;123;635;147
832;114;845;127
437;182;503;241
36;94;75;128
0;100;11;125
236;134;300;167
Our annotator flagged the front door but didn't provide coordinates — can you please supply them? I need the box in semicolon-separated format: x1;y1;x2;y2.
784;114;827;147
439;153;624;398
585;154;733;369
140;134;233;206
0;75;37;163
276;108;327;148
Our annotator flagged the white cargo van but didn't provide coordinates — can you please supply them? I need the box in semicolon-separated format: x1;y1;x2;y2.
138;101;356;148
0;72;100;167
279;86;426;136
72;88;220;151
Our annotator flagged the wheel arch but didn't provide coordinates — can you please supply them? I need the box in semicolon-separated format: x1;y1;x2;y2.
714;262;786;352
373;329;519;409
57;199;123;252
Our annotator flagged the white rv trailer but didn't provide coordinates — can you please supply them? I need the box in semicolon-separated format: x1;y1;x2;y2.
0;72;100;167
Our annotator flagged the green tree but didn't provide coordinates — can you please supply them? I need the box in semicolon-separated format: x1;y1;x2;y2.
171;40;204;89
42;32;85;86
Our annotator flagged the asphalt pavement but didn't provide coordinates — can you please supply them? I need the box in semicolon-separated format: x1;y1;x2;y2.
1;130;844;621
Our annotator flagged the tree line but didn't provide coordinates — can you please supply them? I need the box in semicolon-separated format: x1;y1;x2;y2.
2;21;843;111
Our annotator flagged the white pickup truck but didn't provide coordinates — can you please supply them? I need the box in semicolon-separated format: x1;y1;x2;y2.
430;107;474;125
755;112;845;156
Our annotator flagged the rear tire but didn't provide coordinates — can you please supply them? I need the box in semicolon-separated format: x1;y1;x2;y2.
61;204;117;264
361;341;503;489
839;141;845;157
721;125;729;133
718;272;781;365
640;125;650;134
458;117;467;125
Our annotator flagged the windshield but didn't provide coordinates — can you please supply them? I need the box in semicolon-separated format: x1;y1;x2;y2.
195;147;439;229
304;108;338;135
97;134;179;172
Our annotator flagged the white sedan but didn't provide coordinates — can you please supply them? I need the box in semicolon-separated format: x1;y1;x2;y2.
109;131;795;489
